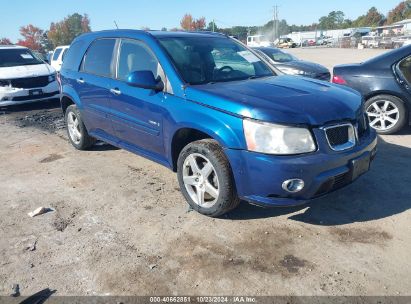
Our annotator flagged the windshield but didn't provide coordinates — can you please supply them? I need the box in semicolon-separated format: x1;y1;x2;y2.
0;48;43;68
260;48;297;63
158;36;274;85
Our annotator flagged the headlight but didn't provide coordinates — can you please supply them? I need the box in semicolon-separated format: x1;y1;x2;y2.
278;67;302;75
48;74;56;82
243;119;316;155
278;67;315;77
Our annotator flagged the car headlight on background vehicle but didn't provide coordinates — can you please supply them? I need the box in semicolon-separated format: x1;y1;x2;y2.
278;67;314;77
243;119;316;155
48;74;56;82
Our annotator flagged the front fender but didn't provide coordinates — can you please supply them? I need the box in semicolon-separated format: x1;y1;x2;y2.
163;96;246;164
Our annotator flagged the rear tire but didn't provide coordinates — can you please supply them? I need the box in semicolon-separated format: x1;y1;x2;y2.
364;95;407;135
177;139;239;217
65;104;95;150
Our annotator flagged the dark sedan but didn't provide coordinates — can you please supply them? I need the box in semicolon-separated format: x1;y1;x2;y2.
254;47;331;81
333;46;411;134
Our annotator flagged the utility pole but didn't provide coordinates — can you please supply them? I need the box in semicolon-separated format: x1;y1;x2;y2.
273;5;279;42
213;19;215;32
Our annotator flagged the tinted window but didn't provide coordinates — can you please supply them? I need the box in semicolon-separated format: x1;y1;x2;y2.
62;42;83;71
53;48;62;61
261;48;296;63
399;56;411;85
158;37;273;85
82;39;116;77
0;48;43;67
62;48;68;61
117;39;161;81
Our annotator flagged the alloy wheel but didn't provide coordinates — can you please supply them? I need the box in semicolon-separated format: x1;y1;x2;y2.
366;100;400;131
67;112;82;144
182;153;220;208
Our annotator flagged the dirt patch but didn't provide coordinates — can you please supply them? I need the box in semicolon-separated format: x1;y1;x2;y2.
165;227;315;279
330;227;393;245
52;209;79;232
14;110;65;133
40;153;64;163
279;255;308;273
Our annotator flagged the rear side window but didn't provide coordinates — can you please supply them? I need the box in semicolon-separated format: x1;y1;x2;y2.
62;42;83;71
82;39;116;77
62;48;68;61
399;56;411;85
53;48;62;61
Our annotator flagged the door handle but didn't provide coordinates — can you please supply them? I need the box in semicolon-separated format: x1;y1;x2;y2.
110;88;121;95
76;78;85;84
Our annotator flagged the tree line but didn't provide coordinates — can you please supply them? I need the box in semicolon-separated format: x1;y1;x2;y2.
2;1;411;51
0;13;90;52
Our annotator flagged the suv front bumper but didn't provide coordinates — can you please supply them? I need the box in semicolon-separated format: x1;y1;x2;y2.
0;81;60;107
224;128;378;207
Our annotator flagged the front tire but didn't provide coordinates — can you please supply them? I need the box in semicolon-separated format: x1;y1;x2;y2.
177;139;239;217
365;95;407;135
65;105;96;150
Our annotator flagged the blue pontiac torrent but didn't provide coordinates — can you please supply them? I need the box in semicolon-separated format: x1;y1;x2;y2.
60;30;377;217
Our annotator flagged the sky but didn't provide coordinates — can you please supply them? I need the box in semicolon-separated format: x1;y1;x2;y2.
0;0;402;42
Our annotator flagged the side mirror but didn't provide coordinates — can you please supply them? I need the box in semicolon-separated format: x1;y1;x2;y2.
127;70;164;91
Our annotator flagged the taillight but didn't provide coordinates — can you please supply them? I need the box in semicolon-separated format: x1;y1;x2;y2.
332;75;347;85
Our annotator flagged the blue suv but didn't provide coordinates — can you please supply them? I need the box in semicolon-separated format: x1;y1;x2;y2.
60;30;377;217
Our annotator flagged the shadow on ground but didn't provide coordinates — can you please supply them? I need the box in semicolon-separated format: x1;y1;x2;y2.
0;99;60;113
228;137;411;225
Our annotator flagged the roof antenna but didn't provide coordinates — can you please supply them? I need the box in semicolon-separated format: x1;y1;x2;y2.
114;21;119;29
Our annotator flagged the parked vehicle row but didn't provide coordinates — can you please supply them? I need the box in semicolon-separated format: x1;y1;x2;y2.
58;30;377;217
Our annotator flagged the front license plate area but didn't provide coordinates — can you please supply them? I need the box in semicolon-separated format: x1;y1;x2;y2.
29;89;43;96
350;153;371;181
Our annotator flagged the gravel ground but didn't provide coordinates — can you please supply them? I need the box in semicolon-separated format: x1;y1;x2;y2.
0;48;410;297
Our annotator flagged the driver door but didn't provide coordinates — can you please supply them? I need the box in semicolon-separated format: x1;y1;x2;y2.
108;39;166;157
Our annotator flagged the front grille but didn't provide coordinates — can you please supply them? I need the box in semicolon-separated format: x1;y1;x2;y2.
324;123;356;151
10;76;50;89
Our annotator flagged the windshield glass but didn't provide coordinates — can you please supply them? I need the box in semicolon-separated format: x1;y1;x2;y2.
261;48;297;63
0;48;43;68
158;36;274;85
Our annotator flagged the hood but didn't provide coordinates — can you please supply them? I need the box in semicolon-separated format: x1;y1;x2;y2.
277;60;329;74
0;64;54;79
185;75;362;126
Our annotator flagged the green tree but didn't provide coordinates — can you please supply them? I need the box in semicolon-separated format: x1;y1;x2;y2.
47;13;91;48
353;7;385;27
207;21;218;32
318;11;345;29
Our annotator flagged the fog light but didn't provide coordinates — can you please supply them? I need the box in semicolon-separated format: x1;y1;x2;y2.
282;179;304;193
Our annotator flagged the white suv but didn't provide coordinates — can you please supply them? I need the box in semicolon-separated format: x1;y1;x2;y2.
50;45;70;72
0;45;59;106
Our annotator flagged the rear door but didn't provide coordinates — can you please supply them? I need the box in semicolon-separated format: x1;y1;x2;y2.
108;38;166;156
75;38;117;140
